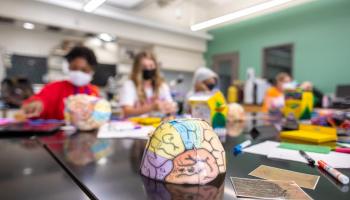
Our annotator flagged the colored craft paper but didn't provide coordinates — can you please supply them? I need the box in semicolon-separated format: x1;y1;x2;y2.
230;177;312;200
279;142;331;154
280;124;337;143
243;141;350;168
249;165;320;190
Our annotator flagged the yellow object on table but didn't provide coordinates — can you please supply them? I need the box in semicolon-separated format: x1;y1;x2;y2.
188;91;227;128
280;124;337;144
129;117;161;127
227;85;238;103
283;89;314;120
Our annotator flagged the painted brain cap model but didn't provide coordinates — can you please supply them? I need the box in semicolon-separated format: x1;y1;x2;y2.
227;103;245;122
65;94;111;131
140;118;226;185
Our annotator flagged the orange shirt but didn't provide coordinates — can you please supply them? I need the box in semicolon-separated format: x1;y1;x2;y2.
262;86;284;112
24;80;99;120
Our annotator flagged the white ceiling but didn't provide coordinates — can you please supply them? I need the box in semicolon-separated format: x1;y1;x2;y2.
39;0;313;28
35;0;313;37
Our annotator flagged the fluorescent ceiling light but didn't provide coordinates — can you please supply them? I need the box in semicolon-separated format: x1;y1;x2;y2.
107;0;144;9
23;22;35;30
191;0;294;31
98;33;115;42
83;0;107;12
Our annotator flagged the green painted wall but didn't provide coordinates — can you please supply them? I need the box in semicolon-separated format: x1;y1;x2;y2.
205;0;350;93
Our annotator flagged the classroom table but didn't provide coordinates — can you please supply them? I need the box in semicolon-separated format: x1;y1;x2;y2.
36;117;350;200
0;138;90;200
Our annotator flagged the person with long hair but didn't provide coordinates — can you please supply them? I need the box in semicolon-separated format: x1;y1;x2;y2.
119;51;176;117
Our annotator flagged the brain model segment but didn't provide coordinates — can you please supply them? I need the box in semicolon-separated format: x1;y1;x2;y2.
140;118;226;185
65;94;111;131
141;174;225;200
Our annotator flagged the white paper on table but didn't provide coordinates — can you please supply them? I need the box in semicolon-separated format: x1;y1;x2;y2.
243;140;350;168
97;122;154;140
267;148;350;168
243;141;280;156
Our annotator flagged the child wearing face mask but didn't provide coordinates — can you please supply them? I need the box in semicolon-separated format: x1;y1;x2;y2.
20;46;99;119
262;72;292;112
184;67;219;112
119;51;176;117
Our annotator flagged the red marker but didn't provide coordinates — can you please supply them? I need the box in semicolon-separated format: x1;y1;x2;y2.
318;160;349;185
335;147;350;154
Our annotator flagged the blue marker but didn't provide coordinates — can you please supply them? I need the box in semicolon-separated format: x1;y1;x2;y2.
233;140;252;153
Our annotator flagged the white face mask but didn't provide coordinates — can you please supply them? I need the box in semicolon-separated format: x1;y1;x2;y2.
282;81;297;90
68;70;93;87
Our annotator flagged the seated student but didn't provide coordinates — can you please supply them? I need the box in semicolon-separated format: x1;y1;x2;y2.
185;67;219;111
21;46;99;119
187;67;218;96
119;51;175;117
262;72;292;112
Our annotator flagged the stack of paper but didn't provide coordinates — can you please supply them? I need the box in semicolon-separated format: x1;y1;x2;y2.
0;118;13;125
280;124;337;143
243;141;350;168
230;177;312;200
249;165;320;190
97;121;154;140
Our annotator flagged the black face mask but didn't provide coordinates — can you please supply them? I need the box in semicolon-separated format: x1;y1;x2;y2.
142;69;156;80
206;83;216;91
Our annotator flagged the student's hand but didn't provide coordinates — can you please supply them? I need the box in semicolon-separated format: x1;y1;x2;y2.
158;101;177;114
21;100;43;118
150;100;160;112
300;81;313;91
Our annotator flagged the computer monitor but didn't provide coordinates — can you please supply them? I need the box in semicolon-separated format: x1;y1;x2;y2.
7;54;47;84
336;84;350;98
91;63;117;87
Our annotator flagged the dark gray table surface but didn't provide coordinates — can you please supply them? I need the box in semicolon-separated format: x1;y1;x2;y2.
0;138;90;200
37;118;350;200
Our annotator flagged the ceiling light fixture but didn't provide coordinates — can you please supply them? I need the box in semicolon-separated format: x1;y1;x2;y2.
191;0;294;31
83;0;107;12
23;22;35;30
98;33;115;42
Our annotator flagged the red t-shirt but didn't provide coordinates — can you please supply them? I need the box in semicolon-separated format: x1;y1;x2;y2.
24;80;99;120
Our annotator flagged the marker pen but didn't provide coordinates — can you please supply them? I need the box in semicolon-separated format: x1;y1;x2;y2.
233;139;252;153
318;160;349;185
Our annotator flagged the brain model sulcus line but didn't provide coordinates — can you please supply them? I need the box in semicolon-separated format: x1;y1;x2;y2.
64;94;112;131
140;118;226;185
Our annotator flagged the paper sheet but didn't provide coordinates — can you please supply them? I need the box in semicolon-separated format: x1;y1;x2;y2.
230;177;312;200
267;148;350;168
243;141;280;156
97;121;154;139
0;118;13;125
249;165;320;190
243;141;350;168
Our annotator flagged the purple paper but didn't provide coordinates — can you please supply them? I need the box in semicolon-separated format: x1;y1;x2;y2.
0;118;13;125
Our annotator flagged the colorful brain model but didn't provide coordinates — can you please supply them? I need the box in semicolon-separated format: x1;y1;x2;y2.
140;118;226;185
65;94;111;131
